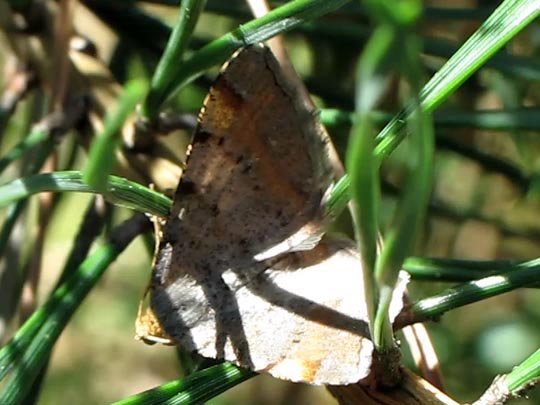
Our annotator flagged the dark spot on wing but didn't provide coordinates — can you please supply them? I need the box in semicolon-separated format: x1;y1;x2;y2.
163;218;180;244
241;161;252;174
236;155;244;164
217;136;224;146
177;179;196;195
194;130;212;144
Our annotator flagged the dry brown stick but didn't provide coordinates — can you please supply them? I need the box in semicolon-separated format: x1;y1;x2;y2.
50;0;75;113
402;323;446;392
328;368;461;405
0;56;36;121
20;0;76;322
471;376;511;405
0;2;184;193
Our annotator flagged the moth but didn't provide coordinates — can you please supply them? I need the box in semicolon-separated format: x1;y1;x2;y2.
137;45;404;385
